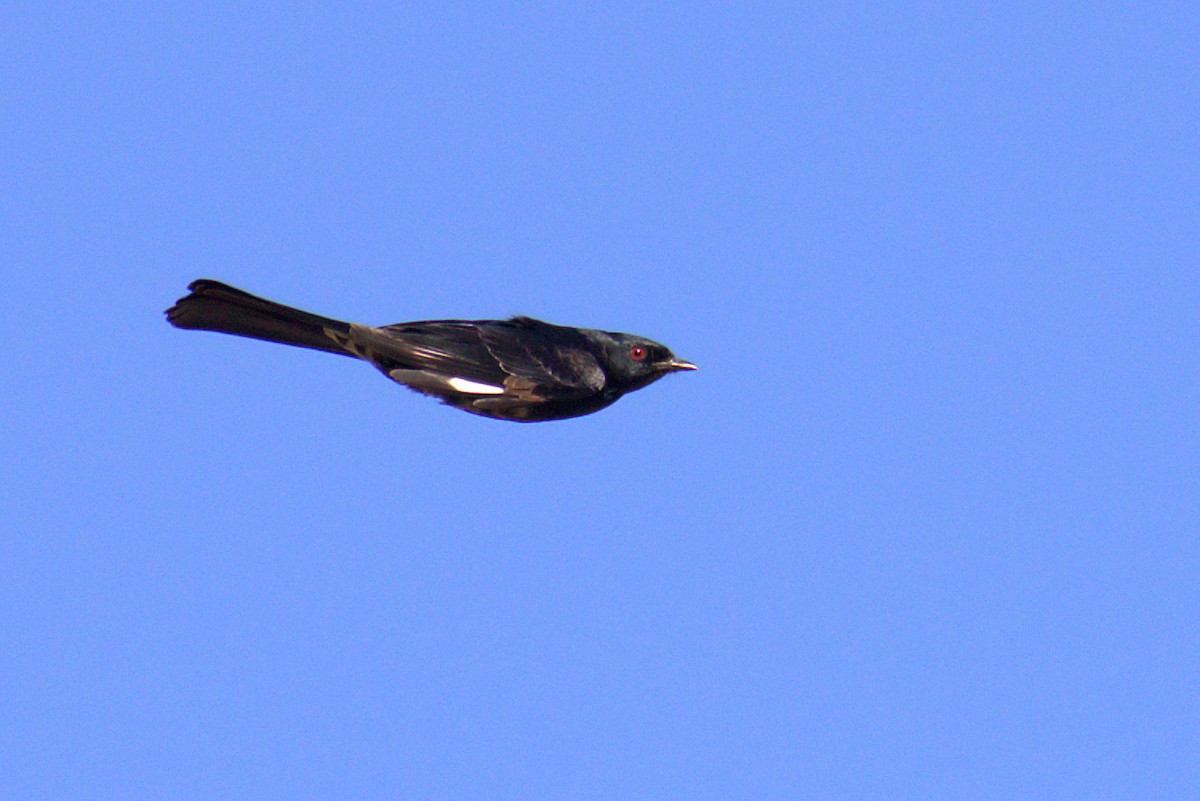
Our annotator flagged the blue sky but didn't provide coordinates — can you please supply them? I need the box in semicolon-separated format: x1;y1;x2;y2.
3;3;1197;798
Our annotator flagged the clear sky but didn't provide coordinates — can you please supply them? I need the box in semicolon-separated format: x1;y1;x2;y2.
4;4;1197;799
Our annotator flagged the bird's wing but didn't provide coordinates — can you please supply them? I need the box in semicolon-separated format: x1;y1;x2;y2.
348;318;605;398
476;318;607;392
351;321;505;383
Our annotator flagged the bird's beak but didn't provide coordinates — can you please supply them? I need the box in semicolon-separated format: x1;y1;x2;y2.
661;358;698;372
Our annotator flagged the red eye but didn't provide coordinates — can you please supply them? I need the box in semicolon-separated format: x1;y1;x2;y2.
630;346;647;361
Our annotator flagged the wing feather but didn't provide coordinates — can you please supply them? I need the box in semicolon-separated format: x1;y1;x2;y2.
350;318;606;407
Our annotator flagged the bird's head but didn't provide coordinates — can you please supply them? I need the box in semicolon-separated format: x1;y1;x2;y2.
600;332;698;391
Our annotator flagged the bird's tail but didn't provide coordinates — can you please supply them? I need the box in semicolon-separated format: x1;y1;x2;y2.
166;279;356;357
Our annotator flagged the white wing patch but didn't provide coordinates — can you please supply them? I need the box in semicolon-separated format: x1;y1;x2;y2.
446;377;506;394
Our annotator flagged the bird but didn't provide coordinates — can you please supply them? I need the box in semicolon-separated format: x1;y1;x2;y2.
165;279;697;422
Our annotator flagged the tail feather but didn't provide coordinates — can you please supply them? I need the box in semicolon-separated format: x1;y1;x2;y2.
166;279;355;357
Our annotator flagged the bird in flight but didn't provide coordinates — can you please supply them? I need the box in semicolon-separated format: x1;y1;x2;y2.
166;280;697;422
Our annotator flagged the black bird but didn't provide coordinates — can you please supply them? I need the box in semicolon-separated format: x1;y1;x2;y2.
166;279;697;422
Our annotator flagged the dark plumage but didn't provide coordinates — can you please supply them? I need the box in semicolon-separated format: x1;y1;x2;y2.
165;280;697;422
